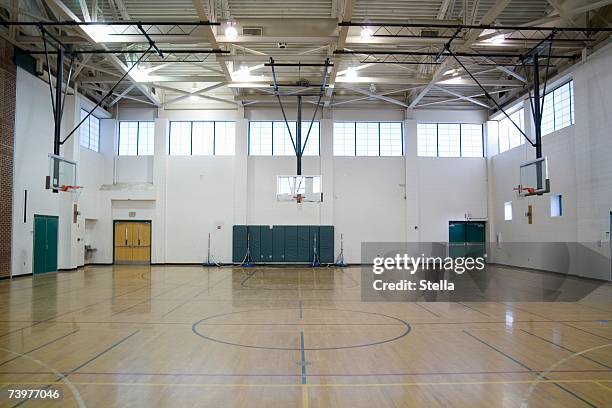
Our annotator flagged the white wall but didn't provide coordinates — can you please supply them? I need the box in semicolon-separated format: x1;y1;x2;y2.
14;46;610;279
487;44;612;280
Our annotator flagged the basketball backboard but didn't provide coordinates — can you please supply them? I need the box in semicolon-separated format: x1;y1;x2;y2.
277;175;322;202
518;157;550;196
46;154;77;191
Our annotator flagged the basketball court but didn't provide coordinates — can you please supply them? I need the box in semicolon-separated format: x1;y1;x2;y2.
0;1;611;407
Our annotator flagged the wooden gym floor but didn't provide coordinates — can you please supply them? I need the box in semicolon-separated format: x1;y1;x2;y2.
0;265;610;407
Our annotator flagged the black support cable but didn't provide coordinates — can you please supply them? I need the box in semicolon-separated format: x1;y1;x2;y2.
448;50;535;146
60;56;75;123
270;57;298;154
60;45;153;145
301;59;330;151
338;21;612;33
137;23;164;58
40;27;56;118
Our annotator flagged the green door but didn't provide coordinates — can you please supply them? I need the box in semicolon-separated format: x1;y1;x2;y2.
466;222;486;244
449;222;466;244
33;215;58;275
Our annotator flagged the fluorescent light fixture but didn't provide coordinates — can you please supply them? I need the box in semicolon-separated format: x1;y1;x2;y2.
225;22;238;41
360;27;373;41
345;67;359;81
85;24;114;43
443;68;459;76
437;76;464;85
129;66;150;83
486;34;506;44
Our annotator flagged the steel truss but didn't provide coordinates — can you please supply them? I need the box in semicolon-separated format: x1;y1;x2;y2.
269;58;332;175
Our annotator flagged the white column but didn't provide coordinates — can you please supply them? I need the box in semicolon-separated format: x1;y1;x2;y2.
319;116;334;225
404;117;419;242
233;110;249;226
153;118;168;263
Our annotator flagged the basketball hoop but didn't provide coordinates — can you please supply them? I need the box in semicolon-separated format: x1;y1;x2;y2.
513;186;535;197
60;185;83;203
293;194;304;204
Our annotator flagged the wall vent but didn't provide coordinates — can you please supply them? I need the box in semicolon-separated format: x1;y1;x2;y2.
242;27;263;36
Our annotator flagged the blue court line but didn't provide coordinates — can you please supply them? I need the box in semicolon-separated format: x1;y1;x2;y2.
0;329;79;367
463;330;597;408
300;331;307;385
299;300;303;319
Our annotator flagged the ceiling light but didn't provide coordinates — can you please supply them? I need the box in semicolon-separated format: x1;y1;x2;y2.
345;67;359;81
443;68;459;76
85;24;114;43
487;34;506;44
129;66;150;83
225;22;238;41
360;27;373;41
438;76;464;85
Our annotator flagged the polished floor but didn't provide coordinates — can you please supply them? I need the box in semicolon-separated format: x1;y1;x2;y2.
0;265;610;407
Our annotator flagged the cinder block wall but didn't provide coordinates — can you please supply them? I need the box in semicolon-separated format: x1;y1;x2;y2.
0;39;16;278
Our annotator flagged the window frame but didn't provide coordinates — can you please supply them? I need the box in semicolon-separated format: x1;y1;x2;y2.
79;108;101;152
417;122;484;158
248;120;321;156
168;120;236;156
332;121;404;157
118;120;155;156
504;201;513;221
540;80;574;136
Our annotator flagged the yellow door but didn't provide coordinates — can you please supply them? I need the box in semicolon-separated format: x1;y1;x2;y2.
132;223;151;263
114;222;133;263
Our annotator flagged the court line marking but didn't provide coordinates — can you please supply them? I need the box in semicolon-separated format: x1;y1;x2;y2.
1;379;610;388
414;303;441;318
520;343;612;408
596;382;612;393
463;330;598;408
160;274;232;318
520;329;612;370
1;368;609;377
0;329;79;367
458;302;491;317
0;348;86;408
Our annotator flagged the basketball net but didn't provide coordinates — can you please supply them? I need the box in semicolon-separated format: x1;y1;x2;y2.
293;194;304;210
60;185;83;203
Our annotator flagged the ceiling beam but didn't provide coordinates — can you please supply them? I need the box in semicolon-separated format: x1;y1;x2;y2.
409;0;513;108
46;0;161;106
155;83;238;106
432;85;491;108
337;83;410;107
327;0;355;98
161;82;229;106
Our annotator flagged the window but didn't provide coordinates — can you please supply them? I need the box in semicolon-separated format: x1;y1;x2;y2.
355;122;379;156
417;123;483;157
460;124;484;157
119;121;154;156
417;124;437;157
380;122;403;156
498;109;525;154
437;124;461;157
550;195;563;217
541;80;574;136
333;122;403;156
333;122;356;156
215;122;236;156
504;201;513;221
248;121;320;156
249;121;272;156
79;109;100;152
169;121;236;156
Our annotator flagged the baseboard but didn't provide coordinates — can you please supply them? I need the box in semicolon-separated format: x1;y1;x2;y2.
1;273;33;280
